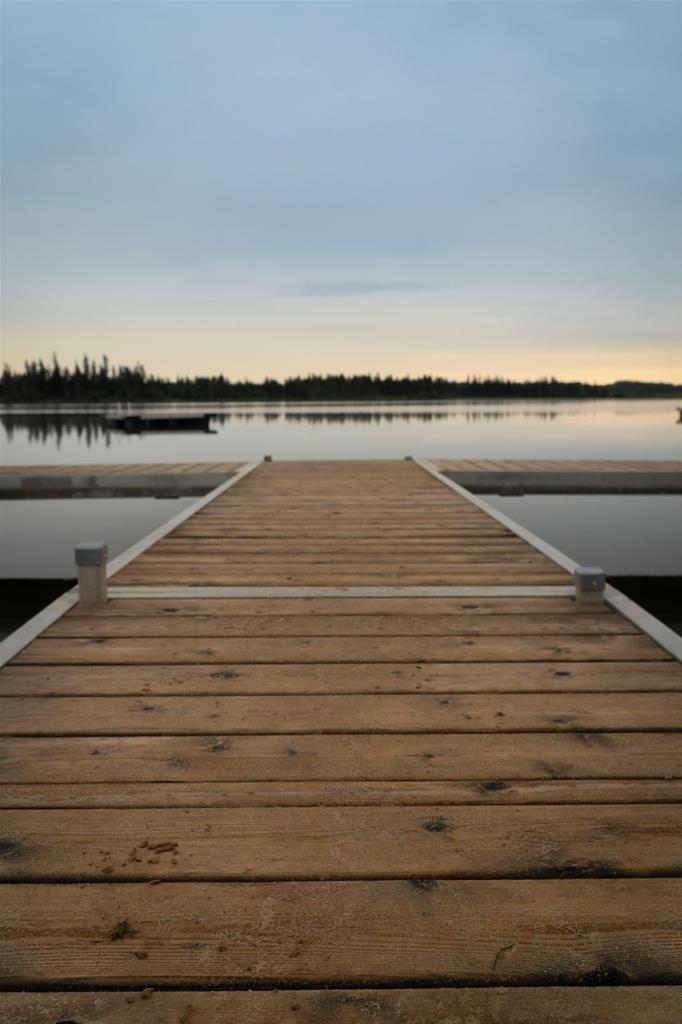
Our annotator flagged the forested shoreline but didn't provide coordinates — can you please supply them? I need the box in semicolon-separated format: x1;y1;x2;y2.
2;356;680;402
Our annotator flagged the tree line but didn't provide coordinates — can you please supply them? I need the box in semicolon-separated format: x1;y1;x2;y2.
1;355;680;402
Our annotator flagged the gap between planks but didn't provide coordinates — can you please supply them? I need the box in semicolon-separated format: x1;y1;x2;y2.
3;778;682;809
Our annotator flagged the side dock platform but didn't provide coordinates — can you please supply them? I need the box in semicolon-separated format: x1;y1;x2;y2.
1;457;680;497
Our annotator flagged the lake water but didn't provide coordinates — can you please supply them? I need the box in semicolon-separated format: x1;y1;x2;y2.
1;398;680;581
2;398;680;463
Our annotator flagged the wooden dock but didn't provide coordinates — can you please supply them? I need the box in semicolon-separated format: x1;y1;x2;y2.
1;459;681;1022
1;457;680;497
0;462;241;498
435;458;682;493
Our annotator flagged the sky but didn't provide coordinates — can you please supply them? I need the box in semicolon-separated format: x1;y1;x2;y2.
1;0;681;384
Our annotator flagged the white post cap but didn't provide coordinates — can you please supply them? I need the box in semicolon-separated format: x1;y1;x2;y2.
574;566;606;592
75;541;108;567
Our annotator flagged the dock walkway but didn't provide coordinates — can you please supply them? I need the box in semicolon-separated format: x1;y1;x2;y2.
1;459;681;1022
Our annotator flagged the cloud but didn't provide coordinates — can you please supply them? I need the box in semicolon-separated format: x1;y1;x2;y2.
293;281;440;297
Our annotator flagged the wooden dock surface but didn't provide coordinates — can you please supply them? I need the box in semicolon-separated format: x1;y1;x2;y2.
2;456;679;476
435;458;682;472
2;457;680;498
435;458;682;494
0;461;242;476
0;462;244;499
1;459;681;1022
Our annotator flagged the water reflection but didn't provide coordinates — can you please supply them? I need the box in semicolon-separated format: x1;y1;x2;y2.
2;414;113;447
1;406;572;447
1;399;678;464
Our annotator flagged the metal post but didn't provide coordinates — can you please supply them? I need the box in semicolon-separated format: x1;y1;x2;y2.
75;542;108;607
574;566;606;604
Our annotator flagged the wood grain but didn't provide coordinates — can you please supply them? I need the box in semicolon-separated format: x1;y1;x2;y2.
3;661;679;696
74;595;613;616
45;612;637;638
2;732;679;783
4;778;682;809
2;879;680;985
2;804;679;881
2;692;679;735
4;987;682;1024
12;633;666;664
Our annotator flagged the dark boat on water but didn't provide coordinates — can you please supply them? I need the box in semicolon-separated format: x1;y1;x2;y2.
104;412;215;433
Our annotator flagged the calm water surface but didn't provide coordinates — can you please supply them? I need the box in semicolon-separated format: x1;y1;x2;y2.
2;398;681;462
1;399;680;579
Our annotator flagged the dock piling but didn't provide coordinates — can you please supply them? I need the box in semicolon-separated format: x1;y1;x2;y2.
75;542;108;607
574;565;606;604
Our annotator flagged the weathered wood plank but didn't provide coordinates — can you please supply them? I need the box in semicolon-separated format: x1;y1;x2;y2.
2;879;680;985
73;595;612;616
45;612;636;638
3;778;681;809
112;571;571;586
189;509;491;519
2;805;679;881
3;692;679;735
2;732;679;783
13;634;665;665
159;539;530;551
3;661;678;696
134;553;555;567
174;527;513;538
4;987;682;1024
117;562;568;576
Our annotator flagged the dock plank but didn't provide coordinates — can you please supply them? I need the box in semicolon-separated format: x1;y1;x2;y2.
4;987;682;1024
3;879;681;985
12;633;668;663
3;660;679;695
2;692;680;734
3;732;680;783
4;778;682;809
45;611;638;637
3;804;681;881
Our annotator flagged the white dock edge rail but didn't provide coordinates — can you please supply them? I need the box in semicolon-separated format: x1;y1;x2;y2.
106;585;575;598
414;456;682;662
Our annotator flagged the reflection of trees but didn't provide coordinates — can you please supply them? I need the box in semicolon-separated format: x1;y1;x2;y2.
1;405;566;449
210;409;563;425
2;414;112;449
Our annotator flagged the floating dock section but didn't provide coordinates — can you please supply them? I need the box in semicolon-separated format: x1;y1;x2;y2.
0;461;241;498
1;459;681;1021
2;457;680;498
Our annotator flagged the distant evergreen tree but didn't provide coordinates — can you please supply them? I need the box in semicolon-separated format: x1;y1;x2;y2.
0;356;680;403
